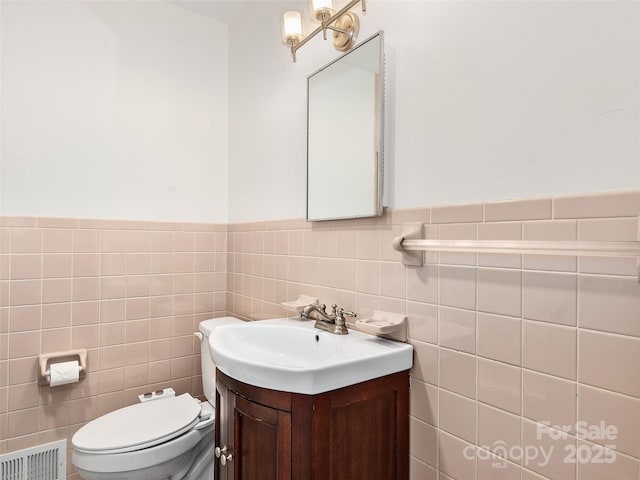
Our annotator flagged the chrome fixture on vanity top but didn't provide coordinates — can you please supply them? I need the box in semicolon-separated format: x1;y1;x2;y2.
301;303;356;335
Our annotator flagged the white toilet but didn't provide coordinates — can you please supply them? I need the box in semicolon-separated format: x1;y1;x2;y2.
72;317;242;480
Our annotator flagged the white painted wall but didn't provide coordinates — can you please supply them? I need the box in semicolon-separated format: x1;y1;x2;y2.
2;1;638;223
228;0;640;222
1;1;229;223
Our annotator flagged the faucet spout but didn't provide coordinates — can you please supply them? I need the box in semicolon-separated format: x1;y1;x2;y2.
300;304;333;322
300;303;355;335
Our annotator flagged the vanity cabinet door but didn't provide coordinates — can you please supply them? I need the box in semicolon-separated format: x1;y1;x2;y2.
233;396;292;480
312;371;410;480
327;383;408;480
216;371;292;480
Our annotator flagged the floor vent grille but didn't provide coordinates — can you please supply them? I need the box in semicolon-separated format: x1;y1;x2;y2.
0;440;66;480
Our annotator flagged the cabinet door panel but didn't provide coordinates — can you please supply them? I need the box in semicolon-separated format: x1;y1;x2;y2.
234;396;291;480
329;390;398;480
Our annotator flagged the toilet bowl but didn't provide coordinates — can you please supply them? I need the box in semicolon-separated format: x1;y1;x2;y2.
72;317;242;480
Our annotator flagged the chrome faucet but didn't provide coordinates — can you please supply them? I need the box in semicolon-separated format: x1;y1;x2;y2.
300;304;356;335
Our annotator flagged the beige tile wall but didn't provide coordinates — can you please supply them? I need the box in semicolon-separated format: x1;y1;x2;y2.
0;216;227;477
226;189;640;480
1;189;639;480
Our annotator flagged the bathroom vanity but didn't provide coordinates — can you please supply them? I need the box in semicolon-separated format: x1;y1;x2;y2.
209;317;413;480
214;369;409;480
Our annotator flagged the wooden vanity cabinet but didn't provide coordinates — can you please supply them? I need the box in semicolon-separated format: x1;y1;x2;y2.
215;369;409;480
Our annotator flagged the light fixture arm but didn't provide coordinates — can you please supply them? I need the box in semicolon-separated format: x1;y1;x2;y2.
325;24;348;34
290;0;366;62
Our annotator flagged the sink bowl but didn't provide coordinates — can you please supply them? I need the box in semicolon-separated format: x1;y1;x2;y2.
209;318;413;395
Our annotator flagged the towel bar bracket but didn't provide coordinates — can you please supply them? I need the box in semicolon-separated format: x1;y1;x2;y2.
392;223;424;266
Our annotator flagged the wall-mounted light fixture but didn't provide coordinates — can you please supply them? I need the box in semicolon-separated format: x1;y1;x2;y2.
281;0;366;63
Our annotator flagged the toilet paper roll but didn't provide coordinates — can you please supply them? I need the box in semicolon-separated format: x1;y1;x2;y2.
49;360;80;387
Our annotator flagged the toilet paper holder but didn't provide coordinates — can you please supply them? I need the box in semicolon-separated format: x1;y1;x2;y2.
38;349;87;386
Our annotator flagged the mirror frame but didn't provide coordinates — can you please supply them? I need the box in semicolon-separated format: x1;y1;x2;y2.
306;31;385;222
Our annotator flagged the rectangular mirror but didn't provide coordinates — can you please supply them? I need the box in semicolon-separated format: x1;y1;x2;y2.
306;32;384;221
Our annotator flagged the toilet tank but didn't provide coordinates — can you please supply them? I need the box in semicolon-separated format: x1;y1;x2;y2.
199;317;243;404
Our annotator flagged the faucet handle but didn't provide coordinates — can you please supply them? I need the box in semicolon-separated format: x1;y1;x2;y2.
332;309;356;335
338;308;356;318
334;308;357;328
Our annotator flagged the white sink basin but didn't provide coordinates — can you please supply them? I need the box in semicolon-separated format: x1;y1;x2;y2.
209;318;413;395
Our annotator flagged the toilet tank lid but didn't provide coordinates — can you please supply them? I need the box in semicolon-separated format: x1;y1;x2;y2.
199;316;243;337
72;393;201;454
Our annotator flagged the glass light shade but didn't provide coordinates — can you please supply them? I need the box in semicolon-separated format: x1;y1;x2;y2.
281;10;303;45
309;0;334;21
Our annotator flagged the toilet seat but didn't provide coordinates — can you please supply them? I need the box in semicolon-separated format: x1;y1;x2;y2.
73;393;202;455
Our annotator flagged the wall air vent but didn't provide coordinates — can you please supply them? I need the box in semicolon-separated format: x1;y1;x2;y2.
0;439;66;480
